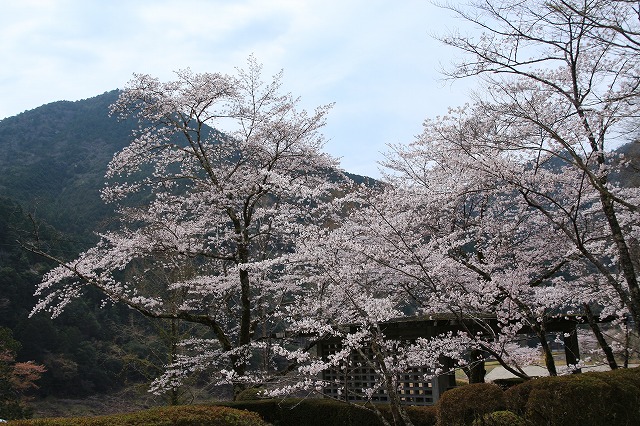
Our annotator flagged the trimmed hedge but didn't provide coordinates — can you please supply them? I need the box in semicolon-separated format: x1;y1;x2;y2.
471;410;526;426
6;405;269;426
224;398;437;426
505;367;640;426
402;405;438;426
12;369;640;426
435;383;506;426
435;368;640;425
5;398;435;426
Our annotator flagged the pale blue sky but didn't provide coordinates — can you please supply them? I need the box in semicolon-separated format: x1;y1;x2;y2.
0;0;475;178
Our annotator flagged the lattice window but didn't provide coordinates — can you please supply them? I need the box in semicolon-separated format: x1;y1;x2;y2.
320;343;437;406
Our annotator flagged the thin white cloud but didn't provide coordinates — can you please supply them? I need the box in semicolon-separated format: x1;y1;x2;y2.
0;0;473;177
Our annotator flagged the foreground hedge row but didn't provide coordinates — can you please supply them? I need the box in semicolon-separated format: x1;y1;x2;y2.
9;367;640;426
224;398;437;426
437;367;640;426
6;405;269;426
7;399;438;426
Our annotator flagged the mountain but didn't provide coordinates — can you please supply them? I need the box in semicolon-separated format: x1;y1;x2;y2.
0;91;134;236
0;92;177;400
0;91;377;236
0;197;131;398
615;141;640;187
0;93;140;397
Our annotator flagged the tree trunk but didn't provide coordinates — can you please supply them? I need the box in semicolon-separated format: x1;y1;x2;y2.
464;349;486;383
536;323;557;376
584;304;618;370
169;319;180;405
370;337;414;426
239;267;252;347
599;193;640;334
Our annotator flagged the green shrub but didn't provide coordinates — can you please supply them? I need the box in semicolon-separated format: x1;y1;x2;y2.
594;365;640;389
492;377;526;390
7;404;268;426
435;383;506;426
4;399;435;426
582;370;640;424
375;404;437;426
226;398;437;426
471;410;526;426
523;374;611;426
403;405;438;426
225;398;383;426
505;367;640;426
504;379;537;417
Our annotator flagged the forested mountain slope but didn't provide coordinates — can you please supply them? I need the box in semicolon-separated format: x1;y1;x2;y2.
0;91;374;235
616;141;640;188
0;91;134;235
0;93;213;398
0;197;131;397
0;93;137;397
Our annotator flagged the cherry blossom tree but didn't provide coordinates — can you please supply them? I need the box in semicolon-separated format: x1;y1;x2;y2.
382;118;626;371
552;0;640;52
435;0;640;334
269;2;640;411
272;103;632;424
28;57;348;398
275;174;589;426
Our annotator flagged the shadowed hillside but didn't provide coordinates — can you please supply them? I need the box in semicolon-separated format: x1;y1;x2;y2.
0;91;133;235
